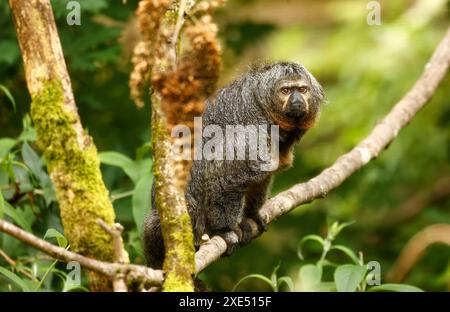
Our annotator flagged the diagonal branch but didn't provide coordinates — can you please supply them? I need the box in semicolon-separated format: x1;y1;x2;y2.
0;219;164;288
195;25;450;273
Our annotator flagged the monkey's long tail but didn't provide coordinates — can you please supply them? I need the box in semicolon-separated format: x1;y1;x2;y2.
143;209;165;269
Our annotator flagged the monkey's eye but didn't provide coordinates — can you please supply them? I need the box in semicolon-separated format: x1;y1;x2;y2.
298;86;308;94
280;87;291;95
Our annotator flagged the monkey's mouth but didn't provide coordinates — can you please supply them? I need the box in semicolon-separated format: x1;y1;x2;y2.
286;108;308;119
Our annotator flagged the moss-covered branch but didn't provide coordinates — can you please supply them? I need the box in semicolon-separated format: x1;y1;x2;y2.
9;0;128;290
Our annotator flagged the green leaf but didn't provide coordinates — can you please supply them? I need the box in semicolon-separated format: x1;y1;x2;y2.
369;283;423;292
297;234;324;260
22;141;46;183
330;245;361;264
99;151;140;183
132;175;152;236
136;142;152;160
127;229;144;257
44;228;68;248
36;259;59;291
18;115;37;142
42;181;57;206
270;262;281;290
0;192;4;218
62;281;89;292
232;274;275;292
277;276;294;292
0;267;31;292
328;220;355;240
299;264;322;291
334;264;367;292
0;84;16;112
2;201;32;232
0;138;17;159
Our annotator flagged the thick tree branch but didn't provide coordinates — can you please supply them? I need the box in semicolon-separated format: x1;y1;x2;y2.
0;219;164;288
195;26;450;274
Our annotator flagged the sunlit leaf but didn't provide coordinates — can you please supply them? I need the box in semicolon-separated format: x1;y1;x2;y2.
334;264;367;292
299;264;322;291
44;228;68;248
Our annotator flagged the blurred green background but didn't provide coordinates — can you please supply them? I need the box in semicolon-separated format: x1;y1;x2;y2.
0;0;449;291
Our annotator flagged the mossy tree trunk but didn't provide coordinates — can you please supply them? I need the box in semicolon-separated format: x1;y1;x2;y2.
9;0;127;290
147;0;196;292
131;0;224;291
151;94;196;291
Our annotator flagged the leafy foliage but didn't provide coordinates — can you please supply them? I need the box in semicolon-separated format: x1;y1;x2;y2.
233;222;423;292
0;117;151;291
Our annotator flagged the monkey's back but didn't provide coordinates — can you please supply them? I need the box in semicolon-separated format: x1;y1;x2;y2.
186;76;271;239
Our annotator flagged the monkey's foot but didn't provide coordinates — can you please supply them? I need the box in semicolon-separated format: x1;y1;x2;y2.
218;229;241;256
247;213;268;233
239;220;254;245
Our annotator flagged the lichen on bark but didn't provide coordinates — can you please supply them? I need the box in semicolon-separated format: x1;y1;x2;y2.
30;80;126;289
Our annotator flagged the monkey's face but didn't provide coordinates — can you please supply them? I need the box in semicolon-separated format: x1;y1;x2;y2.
272;75;321;130
276;77;311;119
251;62;324;131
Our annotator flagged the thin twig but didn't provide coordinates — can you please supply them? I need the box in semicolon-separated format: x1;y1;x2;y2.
0;248;16;266
110;190;135;202
0;248;36;280
96;219;128;264
97;218;129;292
169;0;187;64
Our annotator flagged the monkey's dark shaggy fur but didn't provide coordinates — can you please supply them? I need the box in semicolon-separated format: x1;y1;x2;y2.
144;62;324;269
